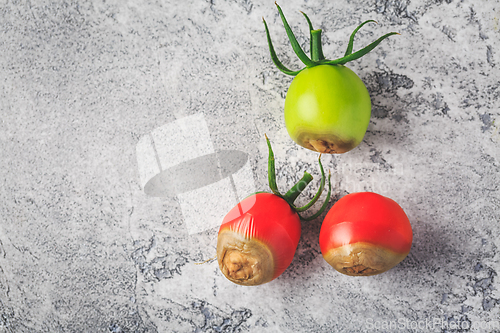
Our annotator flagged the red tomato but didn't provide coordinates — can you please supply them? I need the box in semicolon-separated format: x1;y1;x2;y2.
217;192;301;286
319;192;412;276
215;135;330;286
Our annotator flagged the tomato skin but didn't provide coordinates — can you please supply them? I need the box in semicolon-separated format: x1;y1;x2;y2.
284;65;371;154
319;192;412;276
217;192;301;285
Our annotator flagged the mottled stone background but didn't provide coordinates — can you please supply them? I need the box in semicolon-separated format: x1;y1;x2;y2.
1;0;499;332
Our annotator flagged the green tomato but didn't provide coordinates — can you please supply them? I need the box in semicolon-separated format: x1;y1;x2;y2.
284;64;371;154
264;4;396;153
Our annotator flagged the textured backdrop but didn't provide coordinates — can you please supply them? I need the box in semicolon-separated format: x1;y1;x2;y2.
0;0;499;332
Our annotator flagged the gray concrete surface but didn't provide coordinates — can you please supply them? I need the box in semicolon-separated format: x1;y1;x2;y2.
1;0;499;332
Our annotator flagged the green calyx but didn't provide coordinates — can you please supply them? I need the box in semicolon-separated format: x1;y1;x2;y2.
265;135;332;221
263;2;399;76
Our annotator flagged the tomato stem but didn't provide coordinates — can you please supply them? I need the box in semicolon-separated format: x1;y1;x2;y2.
344;20;377;57
300;170;332;221
265;134;282;197
275;3;315;68
321;32;399;66
283;172;313;204
294;154;326;213
300;11;314;58
310;29;325;62
265;135;332;219
263;18;302;76
264;5;398;76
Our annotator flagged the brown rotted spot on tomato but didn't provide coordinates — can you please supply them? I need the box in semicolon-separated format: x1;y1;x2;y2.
217;230;275;286
343;265;378;275
301;135;357;154
323;242;409;277
223;250;257;281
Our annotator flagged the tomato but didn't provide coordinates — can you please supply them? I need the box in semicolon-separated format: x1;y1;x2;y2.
263;4;397;153
319;192;412;276
284;65;371;153
217;193;301;286
216;136;331;286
